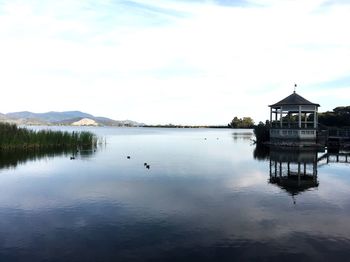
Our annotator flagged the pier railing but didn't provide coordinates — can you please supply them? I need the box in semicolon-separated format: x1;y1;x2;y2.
320;128;350;148
327;128;350;138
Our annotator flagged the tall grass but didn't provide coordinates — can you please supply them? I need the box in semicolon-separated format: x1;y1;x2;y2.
0;122;97;150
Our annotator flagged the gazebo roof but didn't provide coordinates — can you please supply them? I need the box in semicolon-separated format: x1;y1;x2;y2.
269;91;320;108
270;177;319;196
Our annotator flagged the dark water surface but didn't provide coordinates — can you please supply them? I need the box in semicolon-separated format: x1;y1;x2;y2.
0;127;349;261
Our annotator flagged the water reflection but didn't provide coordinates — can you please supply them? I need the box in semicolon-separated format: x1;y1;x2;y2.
254;145;350;202
269;149;319;199
318;150;350;165
253;145;270;160
0;147;97;170
1;128;350;261
232;131;253;142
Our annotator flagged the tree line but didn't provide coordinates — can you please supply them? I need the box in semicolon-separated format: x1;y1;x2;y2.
318;106;350;127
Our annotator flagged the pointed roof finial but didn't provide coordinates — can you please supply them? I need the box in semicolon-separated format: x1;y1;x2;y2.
294;83;297;93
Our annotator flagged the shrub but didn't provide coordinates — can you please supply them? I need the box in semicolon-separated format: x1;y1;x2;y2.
253;121;270;144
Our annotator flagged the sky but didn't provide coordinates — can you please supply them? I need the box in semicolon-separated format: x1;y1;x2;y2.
0;0;349;125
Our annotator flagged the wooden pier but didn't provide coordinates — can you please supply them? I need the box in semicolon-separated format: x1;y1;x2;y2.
326;128;350;148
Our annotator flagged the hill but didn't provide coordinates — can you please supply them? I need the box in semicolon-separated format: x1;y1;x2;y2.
5;111;94;122
0;111;144;127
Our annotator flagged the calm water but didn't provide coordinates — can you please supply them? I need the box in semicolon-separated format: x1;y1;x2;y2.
0;127;349;261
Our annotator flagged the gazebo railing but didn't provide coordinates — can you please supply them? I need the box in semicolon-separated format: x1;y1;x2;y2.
271;121;316;129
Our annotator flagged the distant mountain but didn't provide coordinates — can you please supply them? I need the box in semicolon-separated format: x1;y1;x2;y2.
6;111;94;123
0;111;145;127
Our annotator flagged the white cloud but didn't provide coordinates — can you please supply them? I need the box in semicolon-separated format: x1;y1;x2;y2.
0;0;349;124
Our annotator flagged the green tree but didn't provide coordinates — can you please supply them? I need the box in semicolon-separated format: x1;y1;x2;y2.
229;116;255;128
241;117;254;128
319;106;350;127
230;117;240;128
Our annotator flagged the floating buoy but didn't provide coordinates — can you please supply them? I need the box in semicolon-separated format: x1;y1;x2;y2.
127;156;131;159
70;156;75;160
144;163;147;166
146;165;150;169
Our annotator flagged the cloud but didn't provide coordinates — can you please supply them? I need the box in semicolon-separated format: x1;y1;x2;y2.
0;0;349;124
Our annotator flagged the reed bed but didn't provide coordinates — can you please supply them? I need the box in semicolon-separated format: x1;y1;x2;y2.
0;122;97;150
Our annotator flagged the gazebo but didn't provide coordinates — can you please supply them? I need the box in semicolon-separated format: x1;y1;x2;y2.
269;91;320;145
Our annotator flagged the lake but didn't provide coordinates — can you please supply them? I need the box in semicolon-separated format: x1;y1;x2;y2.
0;127;349;261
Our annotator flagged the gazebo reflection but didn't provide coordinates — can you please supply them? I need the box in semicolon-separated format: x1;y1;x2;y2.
269;148;319;197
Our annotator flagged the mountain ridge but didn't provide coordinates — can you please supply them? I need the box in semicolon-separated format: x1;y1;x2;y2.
6;111;94;122
0;111;144;127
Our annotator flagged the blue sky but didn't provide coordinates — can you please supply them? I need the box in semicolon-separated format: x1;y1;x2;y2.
0;0;349;125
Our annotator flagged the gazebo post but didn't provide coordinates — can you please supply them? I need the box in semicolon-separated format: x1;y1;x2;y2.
298;105;301;128
314;106;317;128
270;107;272;123
280;107;283;128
